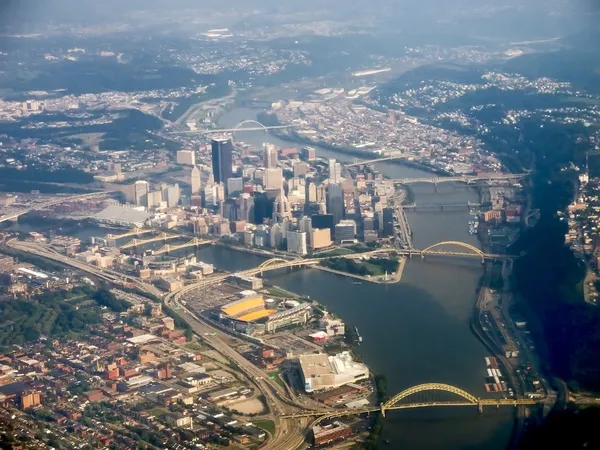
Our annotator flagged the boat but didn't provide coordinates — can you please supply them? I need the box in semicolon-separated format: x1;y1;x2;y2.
354;326;363;343
352;281;362;285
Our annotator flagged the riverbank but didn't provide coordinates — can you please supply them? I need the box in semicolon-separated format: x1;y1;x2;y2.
315;256;406;284
273;127;452;176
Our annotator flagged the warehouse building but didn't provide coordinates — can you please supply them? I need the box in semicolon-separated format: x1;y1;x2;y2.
312;422;352;446
298;351;369;392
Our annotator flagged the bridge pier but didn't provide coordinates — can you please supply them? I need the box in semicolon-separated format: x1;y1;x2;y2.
478;399;483;414
380;403;386;418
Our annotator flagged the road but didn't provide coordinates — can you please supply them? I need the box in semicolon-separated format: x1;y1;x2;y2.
6;239;162;298
0;191;109;223
164;291;309;449
7;238;310;449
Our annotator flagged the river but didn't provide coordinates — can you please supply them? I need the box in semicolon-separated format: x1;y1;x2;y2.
195;108;516;449
2;107;515;449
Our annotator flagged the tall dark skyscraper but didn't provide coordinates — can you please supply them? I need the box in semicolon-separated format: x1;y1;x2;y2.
211;137;233;184
326;183;345;228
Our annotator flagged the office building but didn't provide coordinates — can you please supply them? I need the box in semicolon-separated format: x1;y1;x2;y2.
287;230;307;256
227;177;244;196
239;193;255;223
134;180;149;207
190;166;201;195
211;137;233;184
299;216;312;248
311;228;332;249
273;187;291;223
298;351;369;392
326;184;345;227
302;146;316;161
311;214;335;238
147;190;163;209
204;184;217;207
381;207;394;237
177;150;196;166
335;220;357;243
165;184;180;208
264;167;283;190
270;223;284;248
328;159;342;184
305;179;317;203
293;162;308;178
264;143;278;168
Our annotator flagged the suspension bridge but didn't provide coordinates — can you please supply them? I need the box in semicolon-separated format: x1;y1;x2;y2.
283;383;540;426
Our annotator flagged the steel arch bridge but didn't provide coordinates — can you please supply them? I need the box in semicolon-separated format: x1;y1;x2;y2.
283;382;539;427
420;241;484;259
257;258;293;270
233;119;268;132
384;383;478;409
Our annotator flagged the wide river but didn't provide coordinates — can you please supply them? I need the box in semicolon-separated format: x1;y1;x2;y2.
5;107;515;449
192;109;515;449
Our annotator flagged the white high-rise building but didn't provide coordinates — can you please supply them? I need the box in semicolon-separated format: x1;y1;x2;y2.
299;216;313;248
328;159;342;184
264;167;283;190
287;230;307;256
146;190;163;209
191;166;201;195
165;184;180;208
273;187;292;223
177;150;196;166
264;143;278;169
134;180;149;207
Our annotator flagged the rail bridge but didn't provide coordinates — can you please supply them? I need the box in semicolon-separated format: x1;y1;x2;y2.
283;383;539;426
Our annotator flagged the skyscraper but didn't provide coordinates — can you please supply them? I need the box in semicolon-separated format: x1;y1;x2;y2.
273;186;292;223
264;168;283;191
134;180;149;207
264;144;278;169
239;193;255;223
211;137;233;184
190;166;201;195
326;183;345;227
328;159;342;184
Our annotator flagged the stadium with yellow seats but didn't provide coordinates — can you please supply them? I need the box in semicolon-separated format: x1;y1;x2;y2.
221;295;265;319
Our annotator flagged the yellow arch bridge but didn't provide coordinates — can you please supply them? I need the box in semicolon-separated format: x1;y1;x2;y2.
283;383;539;426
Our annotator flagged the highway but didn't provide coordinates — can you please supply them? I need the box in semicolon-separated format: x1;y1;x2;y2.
7;237;310;448
164;291;310;450
6;239;162;298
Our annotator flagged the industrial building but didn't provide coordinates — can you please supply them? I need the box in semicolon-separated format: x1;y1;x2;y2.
298;351;369;392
